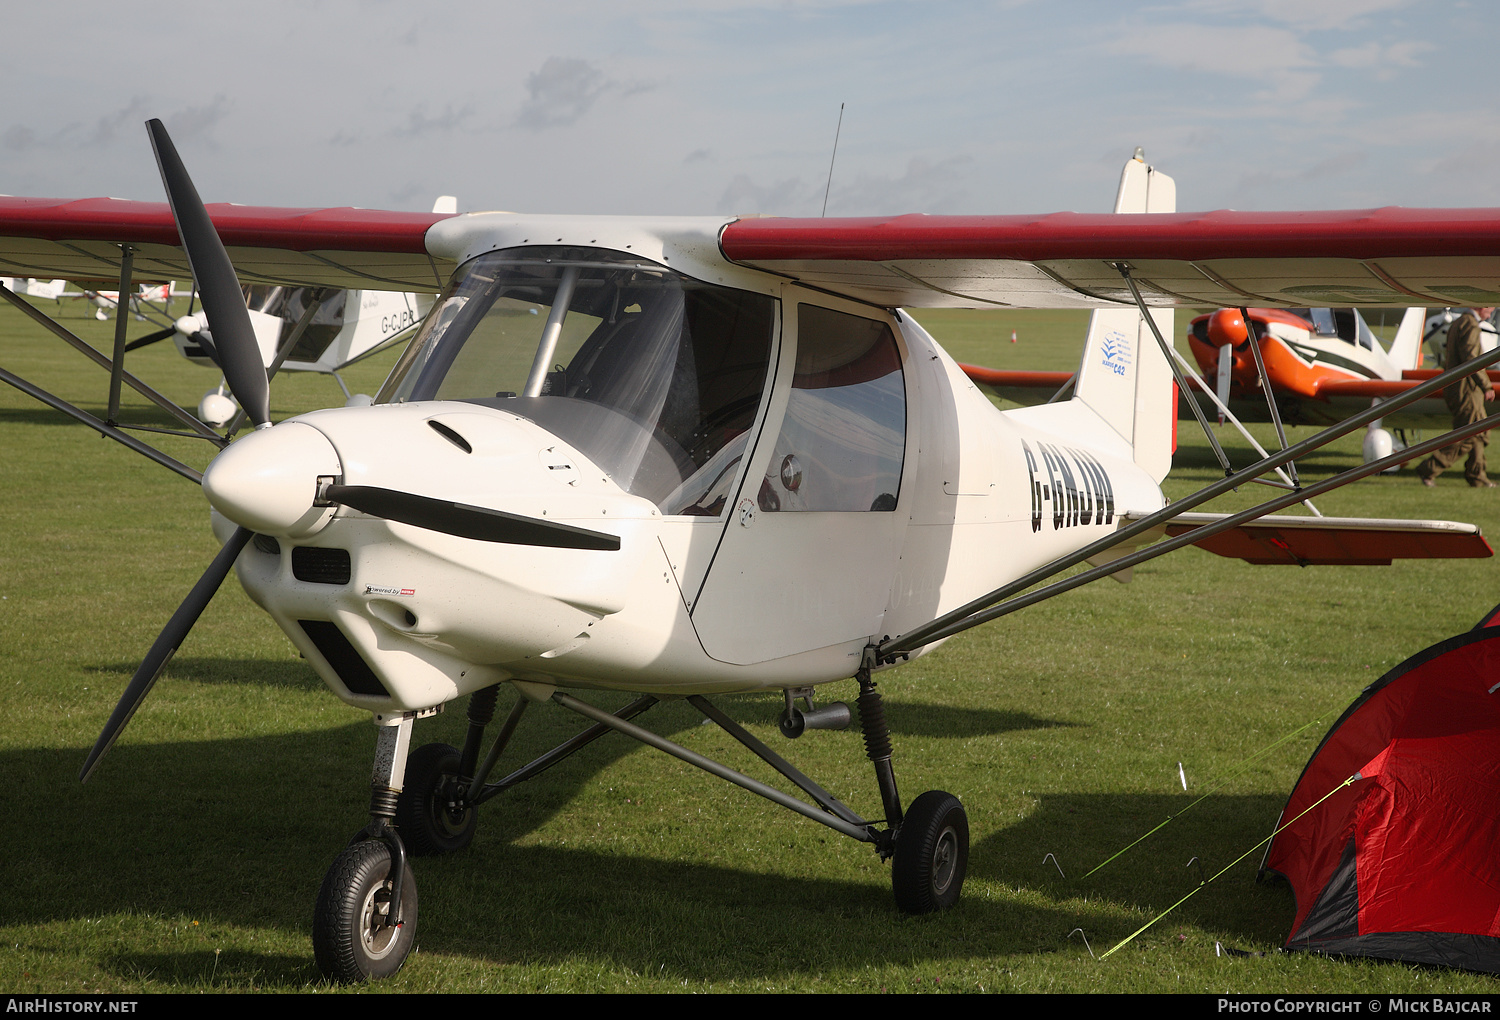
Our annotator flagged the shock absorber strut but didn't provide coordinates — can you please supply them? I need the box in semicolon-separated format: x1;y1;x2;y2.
459;683;501;781
857;654;904;841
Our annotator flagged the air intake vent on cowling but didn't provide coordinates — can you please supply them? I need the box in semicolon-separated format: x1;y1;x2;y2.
428;419;472;453
292;546;351;585
252;533;281;556
298;620;389;697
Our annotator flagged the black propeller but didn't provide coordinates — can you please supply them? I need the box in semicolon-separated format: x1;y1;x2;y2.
80;528;252;781
324;484;621;551
146;118;269;426
82;120;274;780
122;325;179;353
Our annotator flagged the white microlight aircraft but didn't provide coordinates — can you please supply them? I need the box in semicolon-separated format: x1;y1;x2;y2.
168;195;453;424
2;122;1499;982
177;281;436;426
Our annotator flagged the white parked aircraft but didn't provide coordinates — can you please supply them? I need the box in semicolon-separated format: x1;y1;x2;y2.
0;123;1496;982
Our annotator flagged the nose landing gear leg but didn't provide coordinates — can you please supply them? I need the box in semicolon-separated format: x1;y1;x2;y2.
313;712;420;983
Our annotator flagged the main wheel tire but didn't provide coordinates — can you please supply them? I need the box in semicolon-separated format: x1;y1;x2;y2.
313;839;418;982
891;790;969;914
395;742;478;856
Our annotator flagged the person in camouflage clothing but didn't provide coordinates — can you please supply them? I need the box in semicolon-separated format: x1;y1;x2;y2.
1418;307;1497;487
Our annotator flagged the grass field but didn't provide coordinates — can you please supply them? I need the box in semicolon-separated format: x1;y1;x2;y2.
2;296;1498;993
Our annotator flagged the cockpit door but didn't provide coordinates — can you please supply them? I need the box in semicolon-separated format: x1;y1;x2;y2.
689;288;914;666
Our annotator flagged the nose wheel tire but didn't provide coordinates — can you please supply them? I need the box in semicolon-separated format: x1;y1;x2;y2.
395;742;479;856
891;790;968;914
313;839;418;983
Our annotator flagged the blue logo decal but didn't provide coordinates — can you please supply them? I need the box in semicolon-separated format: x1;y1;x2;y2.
1100;330;1132;377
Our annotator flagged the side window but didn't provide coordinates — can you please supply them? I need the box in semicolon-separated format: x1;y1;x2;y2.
759;304;905;512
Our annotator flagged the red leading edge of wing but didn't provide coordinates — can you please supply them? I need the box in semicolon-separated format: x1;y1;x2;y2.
0;196;453;254
719;208;1500;262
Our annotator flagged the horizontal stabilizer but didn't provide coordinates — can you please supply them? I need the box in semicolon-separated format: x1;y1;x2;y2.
1151;512;1491;565
959;364;1073;405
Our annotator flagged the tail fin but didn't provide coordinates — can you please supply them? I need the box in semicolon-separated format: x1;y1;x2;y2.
1384;307;1426;371
1070;150;1177;482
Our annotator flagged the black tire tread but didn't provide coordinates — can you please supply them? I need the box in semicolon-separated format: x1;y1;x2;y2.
891;790;969;914
312;839;417;982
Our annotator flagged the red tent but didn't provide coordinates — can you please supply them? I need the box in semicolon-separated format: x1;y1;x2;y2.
1261;613;1500;972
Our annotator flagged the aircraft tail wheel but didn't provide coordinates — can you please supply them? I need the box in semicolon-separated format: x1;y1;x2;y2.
313;839;418;982
394;742;478;856
891;790;968;914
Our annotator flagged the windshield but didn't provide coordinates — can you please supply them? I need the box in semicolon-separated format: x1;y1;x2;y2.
381;247;777;515
1291;307;1380;351
245;285;348;363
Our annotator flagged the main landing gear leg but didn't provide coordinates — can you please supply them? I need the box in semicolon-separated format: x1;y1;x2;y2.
313;711;419;983
858;651;969;914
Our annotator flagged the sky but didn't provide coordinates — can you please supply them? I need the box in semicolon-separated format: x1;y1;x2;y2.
2;0;1497;219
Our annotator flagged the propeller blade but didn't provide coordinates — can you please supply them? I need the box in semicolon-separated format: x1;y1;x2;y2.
324;484;621;551
145;119;270;427
122;325;178;352
79;527;253;782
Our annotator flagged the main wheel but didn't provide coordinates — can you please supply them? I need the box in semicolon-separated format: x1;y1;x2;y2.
395;742;478;856
313;839;418;982
891;790;969;914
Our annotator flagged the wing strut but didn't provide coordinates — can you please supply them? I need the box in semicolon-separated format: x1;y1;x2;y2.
1164;338;1321;514
881;410;1497;659
105;245;134;424
1115;263;1234;477
878;339;1500;661
0;282;225;445
1241;305;1300;487
0;365;203;483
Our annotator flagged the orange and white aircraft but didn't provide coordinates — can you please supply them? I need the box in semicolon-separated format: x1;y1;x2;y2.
1;130;1498;982
964;303;1477;463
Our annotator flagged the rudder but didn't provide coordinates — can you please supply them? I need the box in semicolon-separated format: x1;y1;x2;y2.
1070;151;1177;483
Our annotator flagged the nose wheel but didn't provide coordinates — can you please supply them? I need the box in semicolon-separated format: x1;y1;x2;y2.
312;838;418;982
891;790;969;913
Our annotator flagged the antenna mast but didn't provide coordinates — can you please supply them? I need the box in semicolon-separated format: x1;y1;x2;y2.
821;103;844;217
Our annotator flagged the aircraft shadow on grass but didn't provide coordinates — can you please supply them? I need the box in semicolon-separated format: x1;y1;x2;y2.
0;403;204;431
971;791;1297;948
14;673;1119;984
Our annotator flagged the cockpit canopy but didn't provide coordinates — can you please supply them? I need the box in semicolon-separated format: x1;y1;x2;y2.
1289;308;1382;351
379;247;777;515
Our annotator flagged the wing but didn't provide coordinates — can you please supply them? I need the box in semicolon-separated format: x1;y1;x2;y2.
1318;370;1500;399
718;209;1500;309
0;196;456;291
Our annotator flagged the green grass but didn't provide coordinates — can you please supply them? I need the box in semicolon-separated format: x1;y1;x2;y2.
2;298;1497;993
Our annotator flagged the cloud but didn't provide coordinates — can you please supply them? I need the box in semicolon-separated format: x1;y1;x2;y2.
86;97;154;147
715;155;974;216
515;57;655;129
683;148;712;164
518;58;610;129
1183;0;1412;31
830;155;974;215
3;125;36;152
1101;22;1321;101
718;174;810;215
393;104;475;138
164;94;232;144
1328;38;1433;72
